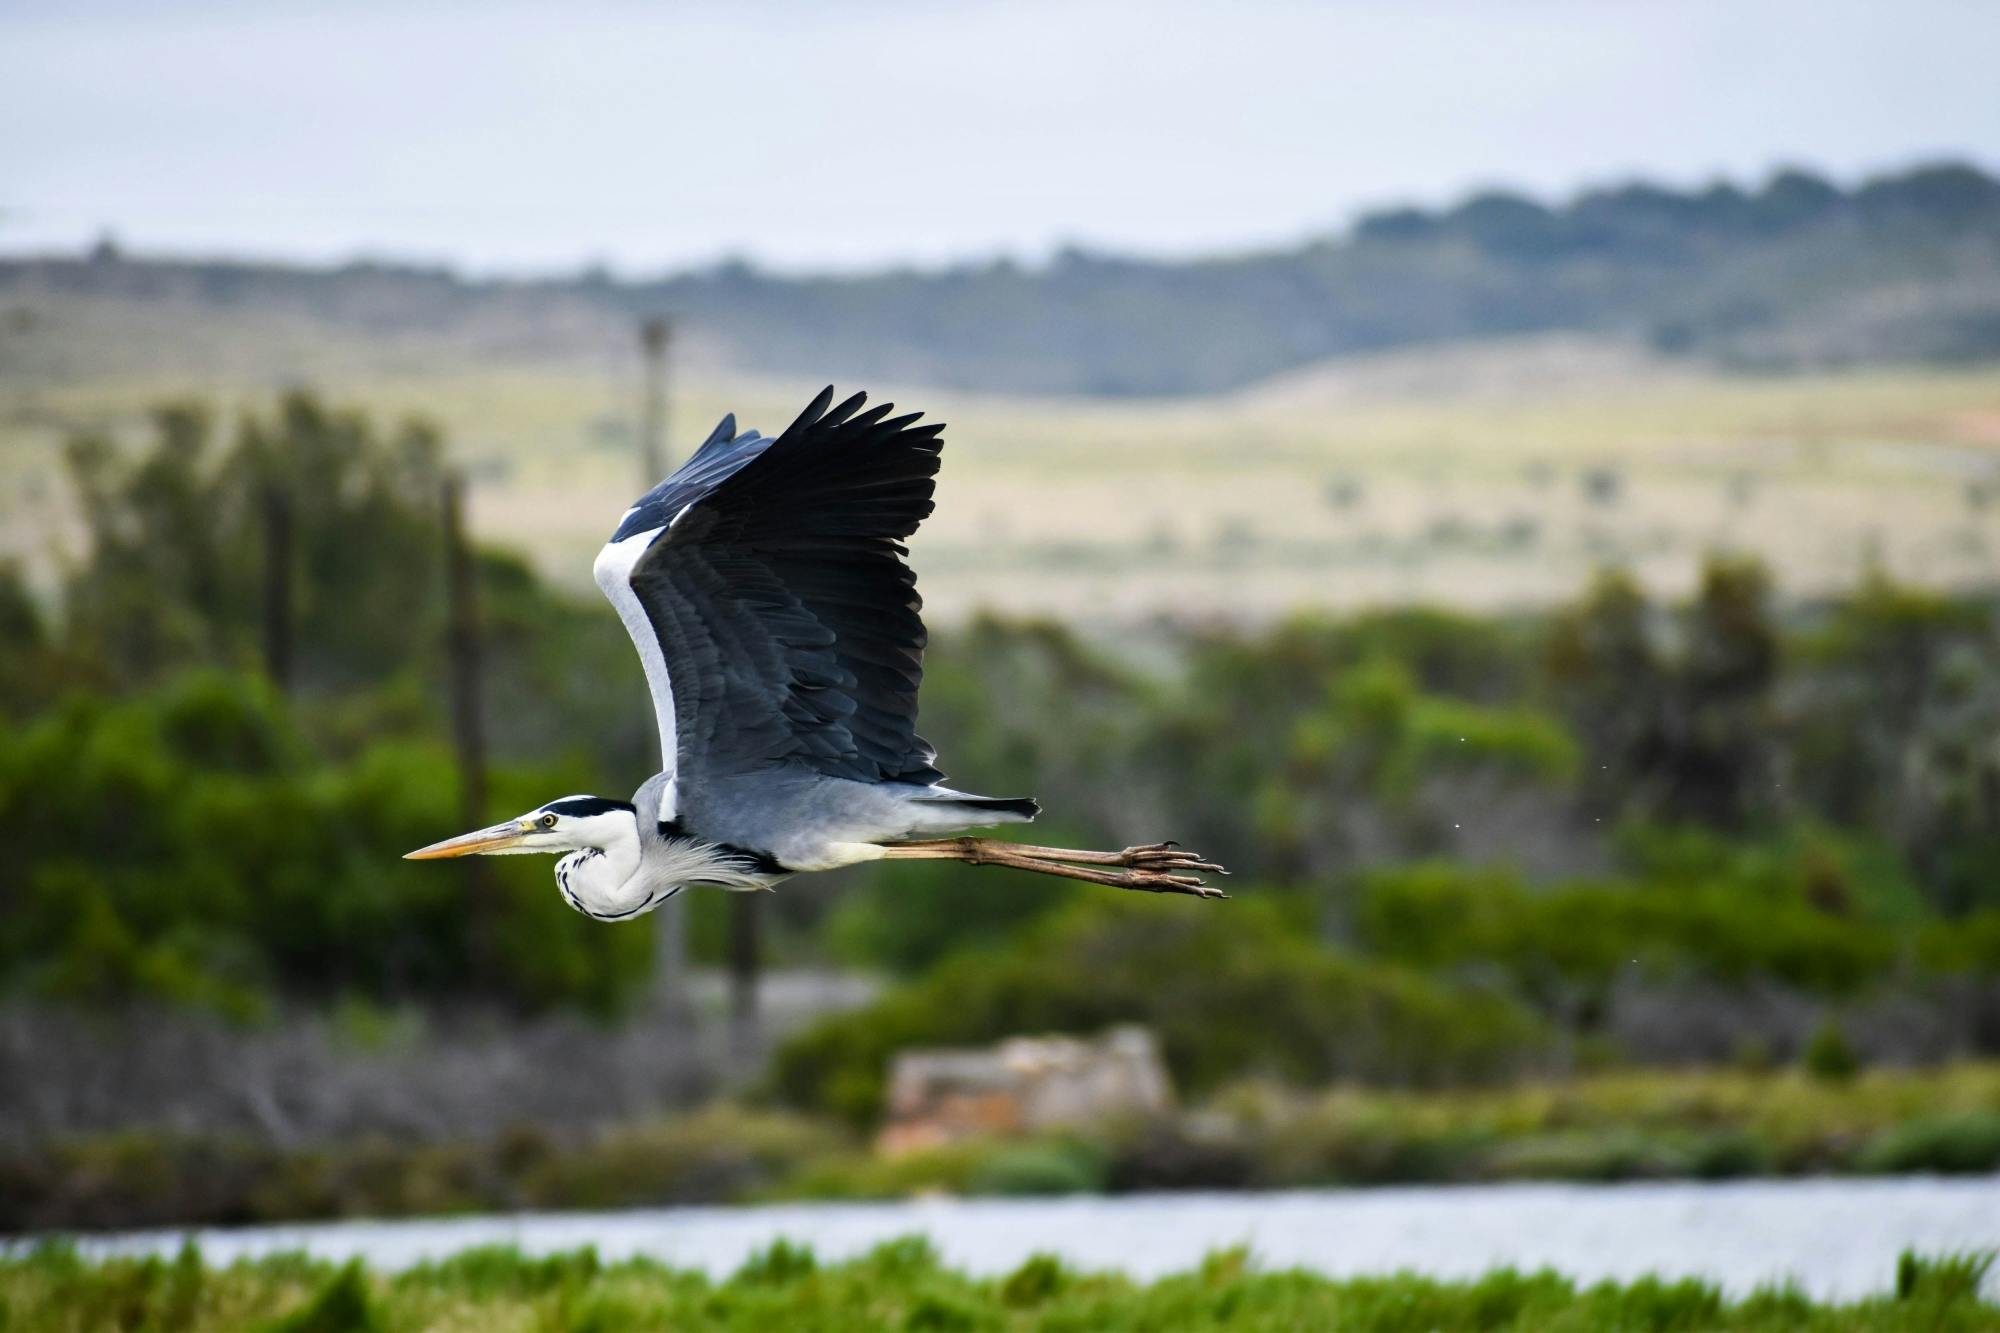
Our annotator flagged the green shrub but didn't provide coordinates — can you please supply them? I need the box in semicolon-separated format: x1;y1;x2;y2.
403;1244;602;1299
526;1107;845;1209
999;1253;1071;1308
267;1259;384;1333
1895;1248;1996;1303
1252;1094;1489;1185
1803;1021;1862;1083
769;897;1549;1125
0;673;649;1014
1484;1129;1690;1181
863;1236;942;1281
826;855;1081;977
779;1139;1004;1201
1356;863;1899;1005
1861;1113;2000;1174
967;1142;1106;1197
1685;1128;1772;1179
734;1240;817;1287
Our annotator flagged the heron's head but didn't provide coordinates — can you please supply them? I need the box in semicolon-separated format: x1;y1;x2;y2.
404;795;637;860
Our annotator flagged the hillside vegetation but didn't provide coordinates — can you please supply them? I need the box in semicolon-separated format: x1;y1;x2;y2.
3;162;1997;395
7;163;2000;622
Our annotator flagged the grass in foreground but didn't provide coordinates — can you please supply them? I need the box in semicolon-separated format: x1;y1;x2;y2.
1;1241;1995;1333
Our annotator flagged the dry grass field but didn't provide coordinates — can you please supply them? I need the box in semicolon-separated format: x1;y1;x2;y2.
6;296;2000;621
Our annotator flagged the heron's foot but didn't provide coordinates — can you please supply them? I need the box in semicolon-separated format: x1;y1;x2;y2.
1116;841;1229;875
1030;841;1229;896
1102;865;1229;898
1059;842;1228;896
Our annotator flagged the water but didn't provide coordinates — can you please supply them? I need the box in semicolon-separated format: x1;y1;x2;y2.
54;1177;2000;1299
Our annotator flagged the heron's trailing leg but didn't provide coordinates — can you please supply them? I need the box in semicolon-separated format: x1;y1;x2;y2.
882;837;1227;898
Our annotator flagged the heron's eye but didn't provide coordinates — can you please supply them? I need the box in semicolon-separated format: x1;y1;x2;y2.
539;814;558;829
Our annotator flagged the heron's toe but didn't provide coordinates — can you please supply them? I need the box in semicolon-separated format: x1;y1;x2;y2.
1118;868;1229;899
1121;844;1230;875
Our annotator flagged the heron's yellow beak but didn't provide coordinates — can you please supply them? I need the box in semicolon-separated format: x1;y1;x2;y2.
404;819;532;860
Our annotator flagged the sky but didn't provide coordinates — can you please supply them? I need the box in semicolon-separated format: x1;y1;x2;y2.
3;0;1997;277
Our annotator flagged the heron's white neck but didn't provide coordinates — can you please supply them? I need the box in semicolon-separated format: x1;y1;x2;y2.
554;814;652;920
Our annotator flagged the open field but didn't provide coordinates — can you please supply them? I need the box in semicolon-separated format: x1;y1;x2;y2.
6;294;2000;620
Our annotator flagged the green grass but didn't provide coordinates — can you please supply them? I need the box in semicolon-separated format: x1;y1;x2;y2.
1;1241;1995;1332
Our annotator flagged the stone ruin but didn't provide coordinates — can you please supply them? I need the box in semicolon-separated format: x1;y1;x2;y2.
876;1026;1174;1155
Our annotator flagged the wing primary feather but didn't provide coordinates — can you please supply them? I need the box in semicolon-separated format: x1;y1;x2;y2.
699;414;738;449
819;390;870;430
788;385;837;434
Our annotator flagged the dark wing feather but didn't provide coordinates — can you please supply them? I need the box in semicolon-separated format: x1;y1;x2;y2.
617;386;944;787
611;412;770;543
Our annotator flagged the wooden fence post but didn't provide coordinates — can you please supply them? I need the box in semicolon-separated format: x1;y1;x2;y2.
639;317;671;488
441;472;493;975
260;484;293;692
729;893;761;1066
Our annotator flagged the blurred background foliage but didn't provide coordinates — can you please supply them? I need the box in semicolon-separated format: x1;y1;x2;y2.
8;392;2000;1115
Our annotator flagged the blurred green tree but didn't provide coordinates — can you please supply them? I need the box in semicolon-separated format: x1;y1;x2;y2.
61;394;446;693
0;671;648;1013
1546;557;1778;828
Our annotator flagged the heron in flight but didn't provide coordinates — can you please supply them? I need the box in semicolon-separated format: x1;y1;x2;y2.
406;386;1225;918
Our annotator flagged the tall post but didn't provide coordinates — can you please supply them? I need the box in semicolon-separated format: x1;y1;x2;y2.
639;317;670;488
259;484;293;693
442;472;493;972
729;893;761;1067
638;315;692;1021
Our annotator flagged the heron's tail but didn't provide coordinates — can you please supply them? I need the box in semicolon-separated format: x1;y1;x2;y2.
954;795;1040;821
911;792;1040;825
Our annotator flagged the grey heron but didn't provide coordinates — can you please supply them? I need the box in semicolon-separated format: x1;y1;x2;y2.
406;386;1225;918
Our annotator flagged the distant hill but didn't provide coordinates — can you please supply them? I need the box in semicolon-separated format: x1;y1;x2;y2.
4;161;1998;396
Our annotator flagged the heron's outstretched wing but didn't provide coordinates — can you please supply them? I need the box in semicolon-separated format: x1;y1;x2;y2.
592;411;776;774
591;386;944;812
